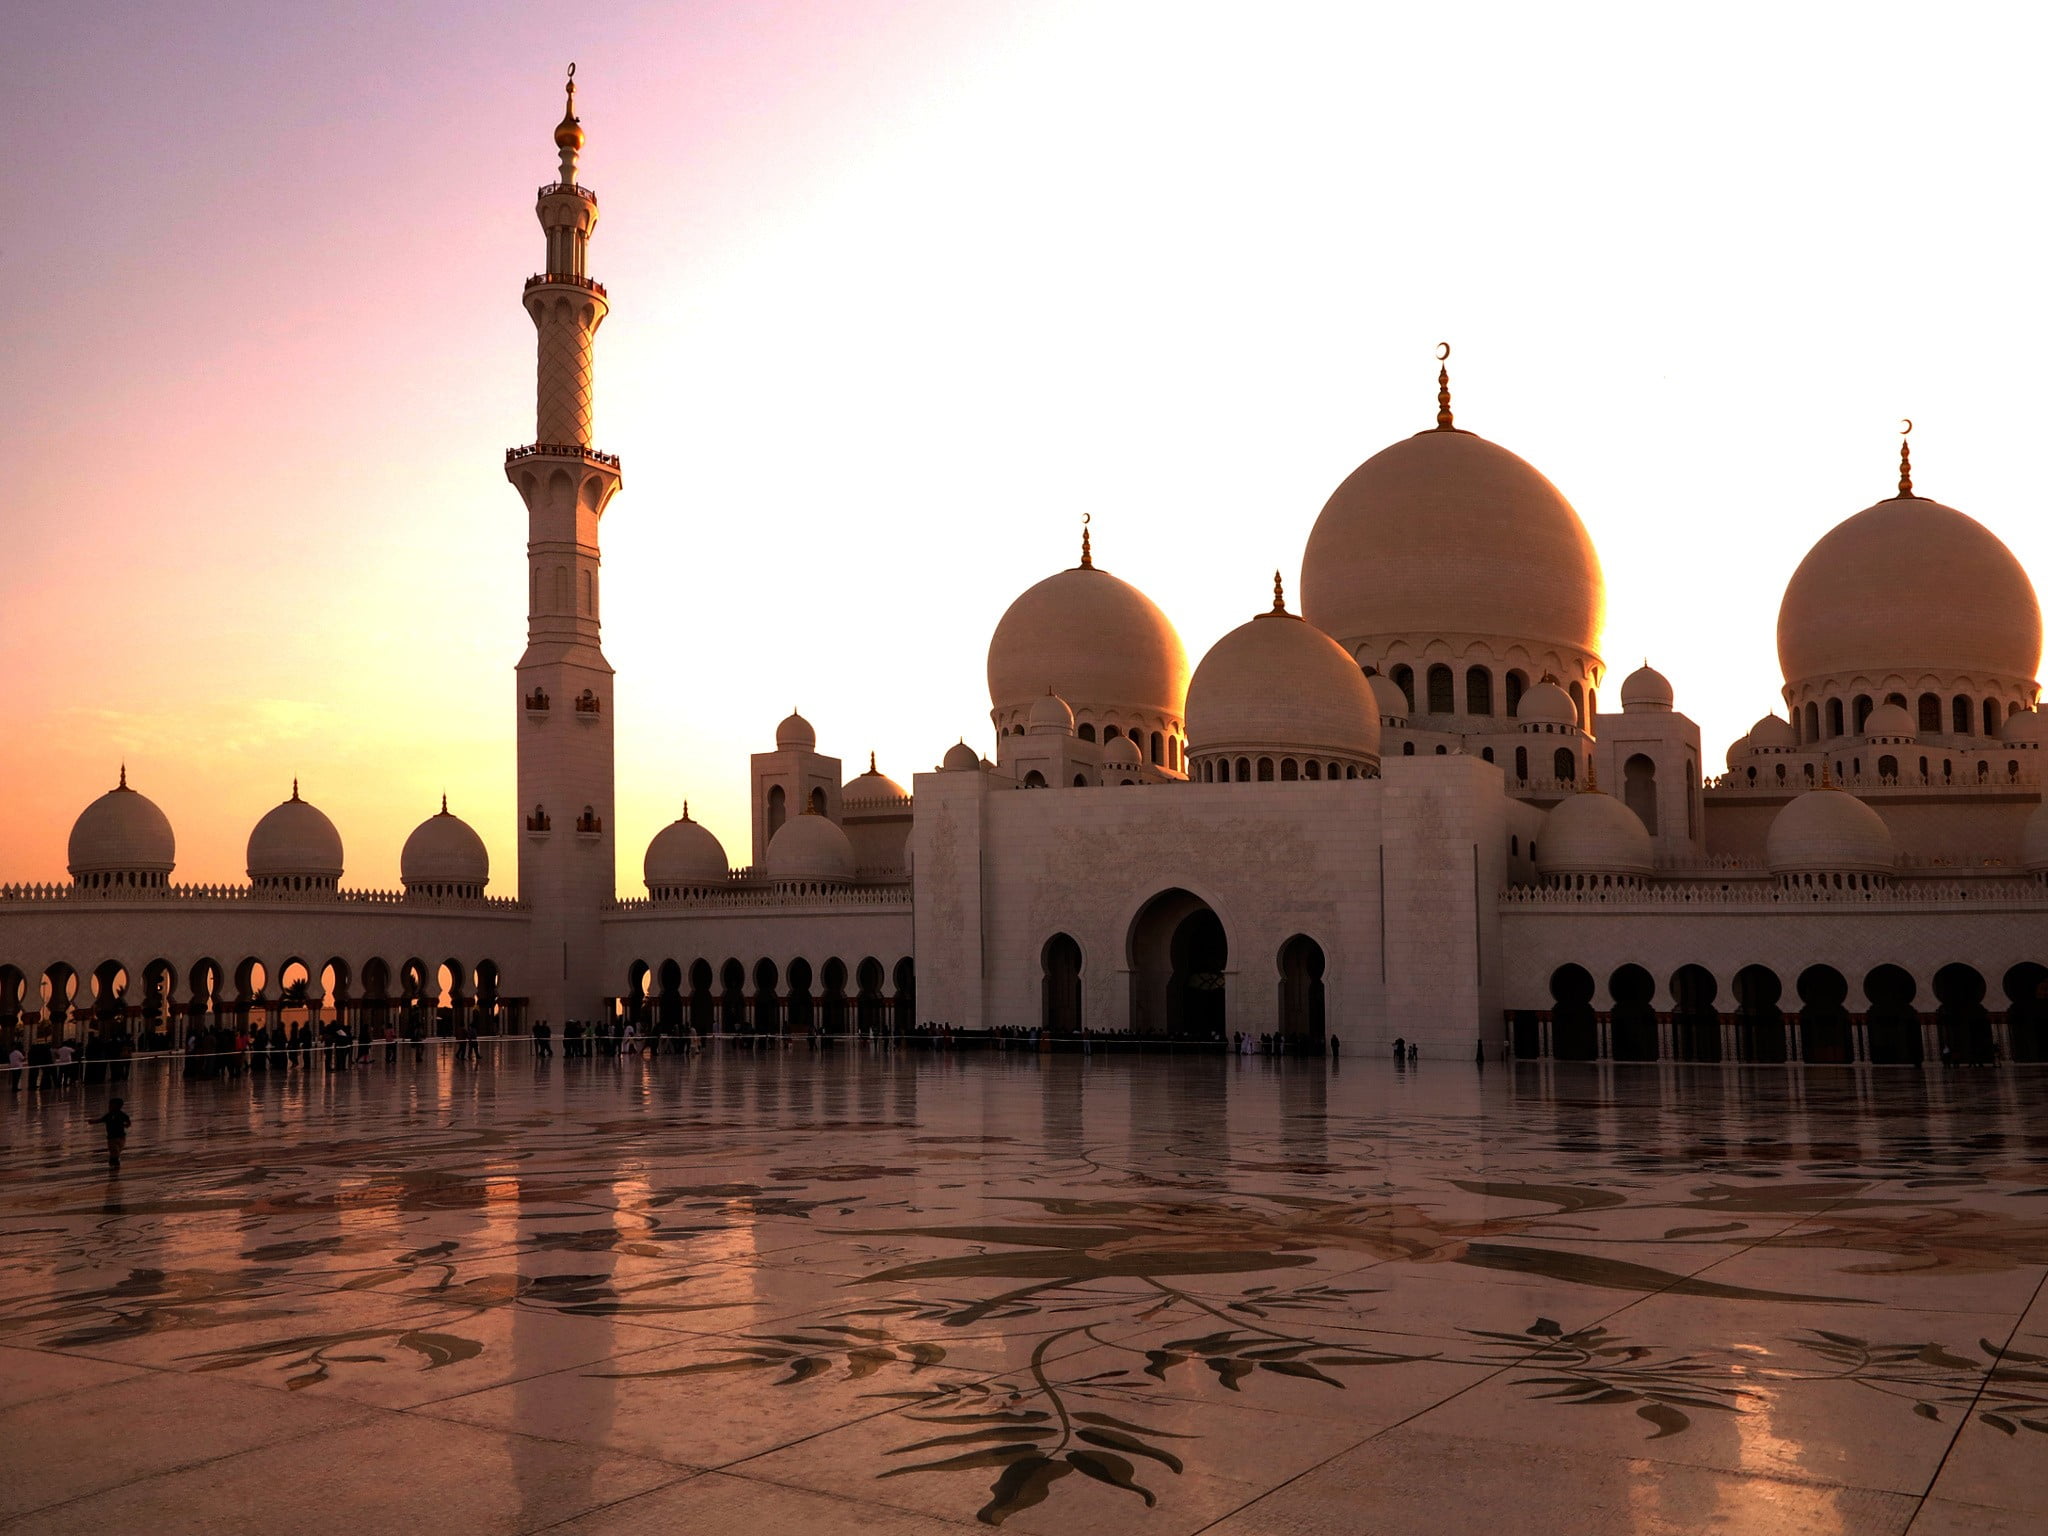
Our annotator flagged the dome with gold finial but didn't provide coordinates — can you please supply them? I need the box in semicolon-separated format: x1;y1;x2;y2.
554;65;584;152
247;780;344;891
67;767;176;889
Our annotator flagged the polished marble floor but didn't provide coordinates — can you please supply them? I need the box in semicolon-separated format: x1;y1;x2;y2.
2;1049;2046;1533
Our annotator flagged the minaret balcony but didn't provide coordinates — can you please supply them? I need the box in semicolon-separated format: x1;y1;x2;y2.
506;443;621;470
524;272;607;298
537;180;597;205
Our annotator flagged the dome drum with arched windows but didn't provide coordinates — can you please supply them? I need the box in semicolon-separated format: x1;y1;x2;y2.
400;799;490;900
68;770;176;891
247;782;344;895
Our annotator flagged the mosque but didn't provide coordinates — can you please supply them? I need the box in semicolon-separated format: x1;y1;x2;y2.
6;79;2048;1068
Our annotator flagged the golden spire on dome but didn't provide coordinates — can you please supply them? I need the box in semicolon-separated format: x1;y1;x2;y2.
1268;569;1292;615
869;750;878;773
1819;758;1834;789
117;763;128;790
290;778;300;802
1584;756;1599;793
555;62;584;153
1434;342;1455;431
1897;418;1915;499
682;800;691;820
1079;512;1094;569
440;792;449;815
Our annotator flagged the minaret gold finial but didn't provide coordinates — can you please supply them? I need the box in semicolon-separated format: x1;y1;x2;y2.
1080;512;1093;569
1435;342;1455;431
554;63;584;176
1897;418;1915;499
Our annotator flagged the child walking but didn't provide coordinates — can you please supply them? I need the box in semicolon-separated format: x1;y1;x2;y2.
92;1098;132;1173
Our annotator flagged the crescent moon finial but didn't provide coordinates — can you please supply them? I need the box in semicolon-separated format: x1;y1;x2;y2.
1900;417;1912;436
1437;342;1451;362
1434;343;1455;430
1079;515;1093;569
1897;420;1915;498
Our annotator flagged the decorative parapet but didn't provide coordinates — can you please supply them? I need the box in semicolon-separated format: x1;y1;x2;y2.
1706;768;2038;794
536;180;597;203
505;443;621;469
0;883;526;912
840;792;915;814
1500;875;2048;910
524;272;607;297
606;881;910;914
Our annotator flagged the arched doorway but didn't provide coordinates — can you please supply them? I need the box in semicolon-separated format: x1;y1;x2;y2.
753;959;781;1035
719;958;747;1032
1797;965;1853;1063
1670;965;1718;1061
1863;966;1922;1064
892;957;916;1033
1548;964;1597;1060
1608;964;1657;1060
2004;963;2048;1062
1128;889;1227;1040
1277;936;1326;1044
1933;964;1992;1065
1733;965;1785;1063
688;959;714;1033
1041;934;1083;1036
820;958;848;1035
1622;755;1658;834
786;959;815;1035
856;958;885;1035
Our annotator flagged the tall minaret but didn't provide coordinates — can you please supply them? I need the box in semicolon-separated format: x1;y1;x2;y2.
508;65;619;1024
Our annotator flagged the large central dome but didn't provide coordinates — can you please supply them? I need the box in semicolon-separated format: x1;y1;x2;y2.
1777;494;2041;689
1300;429;1604;660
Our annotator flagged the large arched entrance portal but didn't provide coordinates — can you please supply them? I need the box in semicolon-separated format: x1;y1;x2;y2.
1129;889;1227;1040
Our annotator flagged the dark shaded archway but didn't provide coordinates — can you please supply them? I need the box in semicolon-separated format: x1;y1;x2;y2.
1548;964;1597;1060
2004;963;2048;1062
1864;966;1922;1064
892;958;915;1032
820;959;848;1035
753;958;781;1035
1670;965;1719;1062
688;959;714;1032
786;958;815;1035
1608;964;1658;1061
1128;889;1227;1040
1278;936;1326;1043
1933;964;1993;1065
1042;934;1083;1037
1733;966;1786;1063
719;958;747;1031
856;958;886;1035
1796;965;1853;1063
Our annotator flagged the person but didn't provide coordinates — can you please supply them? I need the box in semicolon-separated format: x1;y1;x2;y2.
1475;1037;1485;1066
56;1038;77;1087
1329;1033;1341;1060
7;1042;23;1093
1391;1036;1406;1064
92;1097;132;1172
1408;1041;1419;1064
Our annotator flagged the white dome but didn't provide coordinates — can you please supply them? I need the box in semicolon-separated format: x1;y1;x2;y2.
645;810;728;891
763;812;855;885
843;753;909;800
1367;672;1409;719
1748;713;1796;750
1778;493;2041;690
1619;663;1673;712
1301;426;1604;661
67;771;175;881
246;784;343;882
1517;680;1577;726
401;801;489;891
1027;692;1077;735
1766;788;1895;876
775;711;816;751
987;558;1189;721
942;740;982;771
2004;709;2046;747
2022;800;2048;872
1863;702;1916;739
1724;735;1751;772
1186;595;1380;763
1535;789;1653;879
1103;733;1144;766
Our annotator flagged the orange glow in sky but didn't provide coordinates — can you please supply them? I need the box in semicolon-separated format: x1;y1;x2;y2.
7;2;2044;890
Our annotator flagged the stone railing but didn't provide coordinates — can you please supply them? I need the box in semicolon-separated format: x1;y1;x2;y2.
1706;769;2038;794
537;181;595;202
505;443;621;469
0;883;525;912
523;272;607;297
1501;875;2048;909
840;793;914;813
607;882;910;914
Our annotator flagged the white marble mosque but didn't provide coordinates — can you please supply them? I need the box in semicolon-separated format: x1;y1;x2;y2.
7;77;2048;1067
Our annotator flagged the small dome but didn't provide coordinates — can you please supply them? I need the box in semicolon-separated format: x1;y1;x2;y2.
1367;672;1409;719
1724;734;1751;773
246;784;343;882
2003;709;2046;747
1535;789;1654;879
1778;493;2041;690
1766;788;1895;876
775;711;816;751
1186;594;1380;763
2021;799;2048;872
1027;692;1077;735
401;800;490;891
1863;702;1916;739
843;753;909;800
763;811;855;885
1516;680;1578;727
987;557;1189;720
68;770;176;881
1747;713;1796;750
644;809;727;891
1619;663;1673;712
942;740;982;771
1103;733;1144;766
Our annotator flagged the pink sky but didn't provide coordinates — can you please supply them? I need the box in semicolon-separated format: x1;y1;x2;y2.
7;2;2045;891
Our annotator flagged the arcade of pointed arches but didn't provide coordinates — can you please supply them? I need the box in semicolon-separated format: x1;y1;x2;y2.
621;953;916;1036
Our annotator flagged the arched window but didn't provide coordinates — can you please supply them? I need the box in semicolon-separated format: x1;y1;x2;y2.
1104;725;1122;741
552;565;569;611
810;787;827;815
1150;731;1164;765
1390;665;1415;711
1804;702;1820;741
1073;773;1088;787
529;566;539;609
580;568;594;615
1985;698;2000;735
1569;680;1585;726
1466;666;1493;715
1775;762;1787;782
1885;691;1907;709
1918;755;1928;780
1077;723;1096;743
1554;747;1576;782
1505;670;1527;716
1215;759;1229;782
1169;738;1180;770
1918;693;1942;732
1435;744;1448;755
1854;694;1873;732
1236;757;1251;781
1280;758;1299;780
1023;770;1047;788
1878;755;1898;780
1257;757;1275;781
1481;746;1494;763
1427;664;1454;714
1402;742;1416;756
1305;760;1322;780
1827;698;1844;736
1510;835;1519;855
1623;754;1657;833
1953;695;1972;734
1514;746;1528;781
766;784;786;840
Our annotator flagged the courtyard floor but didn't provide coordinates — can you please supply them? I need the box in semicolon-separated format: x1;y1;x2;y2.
1;1048;2046;1534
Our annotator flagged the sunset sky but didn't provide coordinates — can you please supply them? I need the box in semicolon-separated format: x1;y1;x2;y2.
7;1;2045;890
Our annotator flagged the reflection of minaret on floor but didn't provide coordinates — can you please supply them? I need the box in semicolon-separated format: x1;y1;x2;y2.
507;66;620;1022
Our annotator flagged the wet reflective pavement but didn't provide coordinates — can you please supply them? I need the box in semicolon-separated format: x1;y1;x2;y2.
3;1050;2046;1533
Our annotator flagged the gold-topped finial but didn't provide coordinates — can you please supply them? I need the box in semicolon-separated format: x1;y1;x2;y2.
1585;756;1599;793
118;763;128;790
682;800;691;820
554;62;584;155
1897;418;1915;499
1080;512;1093;569
1435;341;1455;431
1272;569;1287;614
440;792;449;815
869;750;878;773
291;777;300;802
